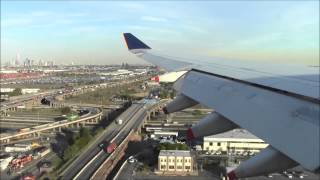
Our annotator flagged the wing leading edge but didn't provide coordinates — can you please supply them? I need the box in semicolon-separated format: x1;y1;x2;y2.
123;33;319;100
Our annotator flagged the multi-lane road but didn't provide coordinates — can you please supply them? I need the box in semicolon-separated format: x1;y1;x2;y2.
61;102;146;179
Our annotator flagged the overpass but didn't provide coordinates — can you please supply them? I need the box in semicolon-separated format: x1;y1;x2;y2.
0;107;103;144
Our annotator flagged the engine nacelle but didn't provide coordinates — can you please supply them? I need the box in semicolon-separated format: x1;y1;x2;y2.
228;145;298;179
163;94;198;114
187;112;238;140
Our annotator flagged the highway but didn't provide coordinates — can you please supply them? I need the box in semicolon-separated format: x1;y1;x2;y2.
82;104;147;180
114;158;139;180
60;103;145;179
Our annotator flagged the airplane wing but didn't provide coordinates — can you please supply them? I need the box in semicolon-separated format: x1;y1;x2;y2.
123;33;320;178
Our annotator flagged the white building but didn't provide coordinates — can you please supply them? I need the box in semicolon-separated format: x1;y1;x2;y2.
0;88;40;94
203;129;268;154
4;144;32;153
151;131;178;139
158;150;195;174
21;88;40;94
0;88;14;93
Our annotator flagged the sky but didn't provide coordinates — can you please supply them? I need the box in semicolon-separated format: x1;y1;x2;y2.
1;1;319;65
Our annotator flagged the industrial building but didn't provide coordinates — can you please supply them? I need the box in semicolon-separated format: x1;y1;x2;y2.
4;144;32;153
203;129;268;155
158;150;195;174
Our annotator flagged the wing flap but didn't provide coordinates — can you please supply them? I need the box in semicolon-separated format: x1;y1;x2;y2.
174;70;319;171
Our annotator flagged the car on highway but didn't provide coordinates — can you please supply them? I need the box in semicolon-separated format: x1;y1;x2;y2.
128;156;137;163
116;119;123;125
286;173;294;178
98;141;106;149
283;171;293;179
292;171;305;179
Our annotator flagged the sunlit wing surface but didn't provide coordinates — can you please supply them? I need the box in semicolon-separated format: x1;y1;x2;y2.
123;33;320;178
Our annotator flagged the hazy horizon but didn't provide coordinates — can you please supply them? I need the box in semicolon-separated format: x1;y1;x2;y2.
1;1;319;66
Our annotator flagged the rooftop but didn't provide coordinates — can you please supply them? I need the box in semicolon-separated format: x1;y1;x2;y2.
204;129;264;142
159;150;191;157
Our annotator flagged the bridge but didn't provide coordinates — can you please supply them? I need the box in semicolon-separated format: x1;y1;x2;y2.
0;107;103;144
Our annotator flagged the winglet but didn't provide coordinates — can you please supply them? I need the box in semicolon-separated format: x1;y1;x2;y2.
123;33;151;50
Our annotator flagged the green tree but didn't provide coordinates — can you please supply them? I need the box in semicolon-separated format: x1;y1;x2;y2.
192;109;202;116
80;127;91;138
169;91;175;99
52;157;63;170
177;143;189;150
63;146;78;161
61;107;71;114
159;90;168;99
9;88;22;96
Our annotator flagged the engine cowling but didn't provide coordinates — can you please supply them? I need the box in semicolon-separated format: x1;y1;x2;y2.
163;94;198;114
228;145;298;179
187;112;238;140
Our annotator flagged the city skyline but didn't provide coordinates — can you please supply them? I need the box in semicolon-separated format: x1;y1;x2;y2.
1;1;319;65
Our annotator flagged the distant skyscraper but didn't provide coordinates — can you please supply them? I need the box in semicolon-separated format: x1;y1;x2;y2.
38;59;43;66
24;58;31;67
15;53;20;66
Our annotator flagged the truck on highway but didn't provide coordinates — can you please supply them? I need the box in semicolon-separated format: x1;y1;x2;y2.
99;141;117;154
9;155;33;170
116;119;123;125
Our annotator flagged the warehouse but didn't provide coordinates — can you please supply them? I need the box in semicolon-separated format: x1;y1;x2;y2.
203;129;268;155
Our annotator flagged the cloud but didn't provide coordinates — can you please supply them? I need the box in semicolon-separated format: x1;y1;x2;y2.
1;18;33;28
30;11;52;17
71;26;97;33
141;16;168;22
117;2;146;11
127;25;178;34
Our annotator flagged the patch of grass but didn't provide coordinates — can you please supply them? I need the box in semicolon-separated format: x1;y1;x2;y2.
64;80;146;105
158;143;189;151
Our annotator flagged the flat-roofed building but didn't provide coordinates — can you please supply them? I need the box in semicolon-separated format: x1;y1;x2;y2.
203;129;268;155
158;150;195;174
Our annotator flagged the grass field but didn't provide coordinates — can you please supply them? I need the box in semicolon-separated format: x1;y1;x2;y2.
64;80;147;105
